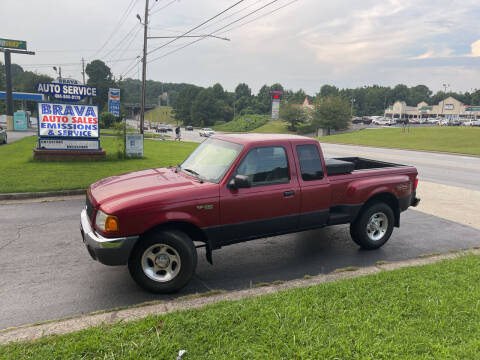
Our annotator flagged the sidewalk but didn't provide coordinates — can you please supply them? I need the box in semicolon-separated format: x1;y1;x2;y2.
6;129;37;143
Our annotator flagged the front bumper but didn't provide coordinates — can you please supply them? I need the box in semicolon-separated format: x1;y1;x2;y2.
80;208;139;266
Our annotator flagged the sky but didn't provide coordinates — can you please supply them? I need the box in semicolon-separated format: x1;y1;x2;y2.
1;0;480;95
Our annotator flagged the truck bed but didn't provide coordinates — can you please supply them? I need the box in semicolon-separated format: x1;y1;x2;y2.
325;157;405;175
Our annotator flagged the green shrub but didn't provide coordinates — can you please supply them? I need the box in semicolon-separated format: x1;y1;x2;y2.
213;114;269;132
100;112;116;129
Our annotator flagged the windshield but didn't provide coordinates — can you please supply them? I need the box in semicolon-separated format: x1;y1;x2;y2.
180;138;243;183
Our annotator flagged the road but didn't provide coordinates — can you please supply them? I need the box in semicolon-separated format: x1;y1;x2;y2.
1;141;479;330
321;143;480;191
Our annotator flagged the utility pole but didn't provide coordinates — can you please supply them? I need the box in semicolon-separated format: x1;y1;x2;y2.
81;57;86;85
139;0;149;135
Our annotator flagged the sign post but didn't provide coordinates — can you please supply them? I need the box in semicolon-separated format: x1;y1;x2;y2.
0;38;34;130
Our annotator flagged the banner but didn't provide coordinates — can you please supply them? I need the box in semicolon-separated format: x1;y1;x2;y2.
36;82;97;102
108;88;120;117
37;103;99;138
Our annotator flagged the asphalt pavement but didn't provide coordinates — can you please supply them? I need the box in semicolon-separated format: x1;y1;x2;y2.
0;197;479;329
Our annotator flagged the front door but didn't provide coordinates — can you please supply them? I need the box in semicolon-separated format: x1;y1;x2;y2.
216;145;301;245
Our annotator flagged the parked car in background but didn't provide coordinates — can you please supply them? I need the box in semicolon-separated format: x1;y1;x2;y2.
0;126;7;144
352;117;363;124
451;119;461;126
372;118;393;126
199;128;215;137
464;119;480;126
186;126;193;131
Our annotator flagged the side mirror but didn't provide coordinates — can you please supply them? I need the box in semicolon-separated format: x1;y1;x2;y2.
228;174;251;189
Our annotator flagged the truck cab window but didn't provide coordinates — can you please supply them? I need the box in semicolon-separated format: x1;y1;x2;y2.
235;146;290;186
296;144;324;181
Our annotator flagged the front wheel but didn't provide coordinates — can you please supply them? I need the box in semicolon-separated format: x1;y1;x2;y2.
128;229;197;293
350;202;394;249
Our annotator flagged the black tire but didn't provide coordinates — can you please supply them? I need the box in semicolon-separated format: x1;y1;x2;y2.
128;229;197;293
350;202;394;250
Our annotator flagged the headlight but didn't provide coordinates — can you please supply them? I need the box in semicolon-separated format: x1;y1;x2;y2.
95;209;119;232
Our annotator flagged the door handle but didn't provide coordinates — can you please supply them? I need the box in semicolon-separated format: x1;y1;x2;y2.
284;190;295;197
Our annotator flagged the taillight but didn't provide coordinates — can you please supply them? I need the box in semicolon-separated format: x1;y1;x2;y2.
414;178;418;190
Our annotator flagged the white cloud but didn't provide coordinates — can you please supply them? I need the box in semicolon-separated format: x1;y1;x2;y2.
468;40;480;57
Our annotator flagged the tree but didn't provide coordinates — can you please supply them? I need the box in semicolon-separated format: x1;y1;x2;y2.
86;59;115;110
100;112;116;128
235;83;252;99
190;89;217;127
279;102;307;131
312;96;350;135
212;83;225;99
318;84;339;98
172;86;201;125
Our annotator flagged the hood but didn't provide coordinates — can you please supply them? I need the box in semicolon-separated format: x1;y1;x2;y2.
89;168;215;213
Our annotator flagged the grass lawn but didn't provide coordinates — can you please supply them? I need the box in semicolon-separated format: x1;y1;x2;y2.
251;120;295;134
145;106;175;124
320;126;480;155
213;115;269;132
3;254;480;359
0;136;197;193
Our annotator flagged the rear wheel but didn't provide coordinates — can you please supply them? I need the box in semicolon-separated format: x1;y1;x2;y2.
350;202;394;249
128;229;197;293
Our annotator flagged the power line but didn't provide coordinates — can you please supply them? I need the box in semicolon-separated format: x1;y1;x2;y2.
149;0;178;16
220;0;298;34
120;0;246;78
200;0;267;32
147;0;246;56
91;0;139;59
147;0;282;64
100;22;143;60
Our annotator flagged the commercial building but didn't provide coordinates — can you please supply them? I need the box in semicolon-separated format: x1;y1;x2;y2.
384;96;480;121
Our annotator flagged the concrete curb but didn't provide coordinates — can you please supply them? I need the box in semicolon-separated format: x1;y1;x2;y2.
0;189;85;201
1;249;478;345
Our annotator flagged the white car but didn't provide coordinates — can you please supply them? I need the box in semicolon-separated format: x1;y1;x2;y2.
464;119;480;126
372;118;393;126
199;128;215;137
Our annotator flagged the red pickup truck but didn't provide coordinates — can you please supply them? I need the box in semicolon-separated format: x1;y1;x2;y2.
80;134;420;293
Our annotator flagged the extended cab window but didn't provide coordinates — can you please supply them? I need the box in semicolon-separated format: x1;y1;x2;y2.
296;144;324;181
235;146;290;186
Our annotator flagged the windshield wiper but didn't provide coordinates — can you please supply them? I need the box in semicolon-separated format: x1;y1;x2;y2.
183;168;205;183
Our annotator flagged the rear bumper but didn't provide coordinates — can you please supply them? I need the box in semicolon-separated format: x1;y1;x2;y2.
80;208;139;266
410;196;421;207
399;191;420;212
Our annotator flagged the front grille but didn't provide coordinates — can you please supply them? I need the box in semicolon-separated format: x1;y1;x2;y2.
85;195;94;222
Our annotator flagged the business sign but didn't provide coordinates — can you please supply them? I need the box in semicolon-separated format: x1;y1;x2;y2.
39;138;100;150
0;38;27;50
108;88;120;117
36;82;97;102
444;104;454;110
37;103;99;138
271;98;280;120
56;78;80;85
126;134;143;157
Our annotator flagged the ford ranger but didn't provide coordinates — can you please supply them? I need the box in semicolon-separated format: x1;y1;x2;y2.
80;134;420;293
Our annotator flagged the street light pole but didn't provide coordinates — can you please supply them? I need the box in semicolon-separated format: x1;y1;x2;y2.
350;98;355;118
139;0;149;135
